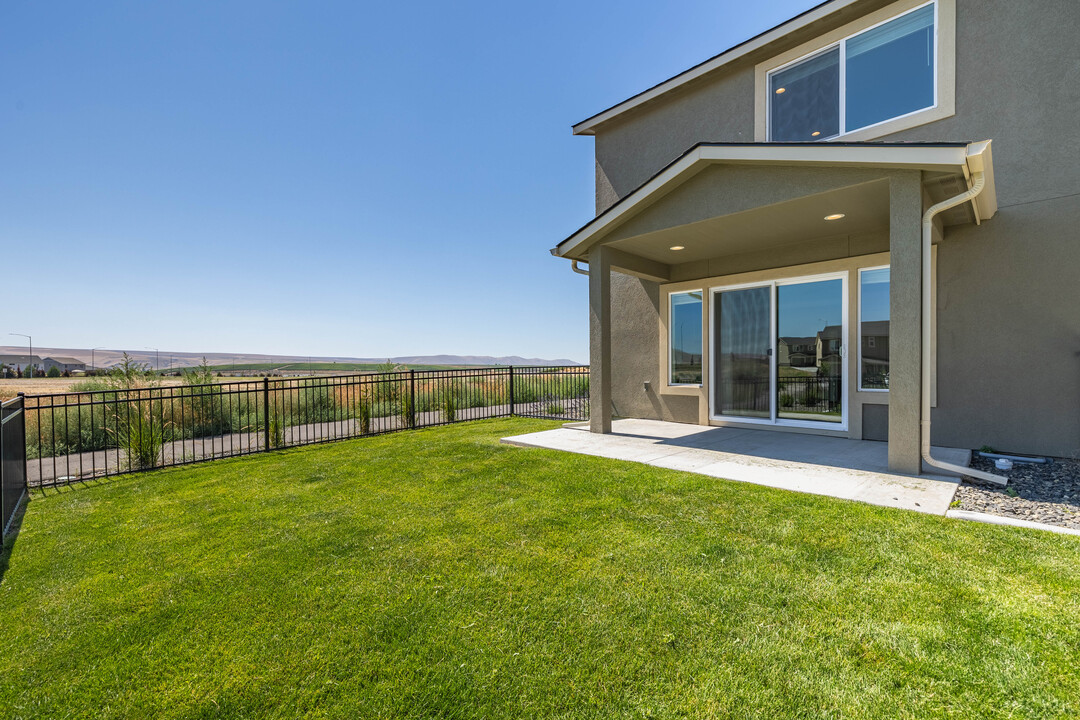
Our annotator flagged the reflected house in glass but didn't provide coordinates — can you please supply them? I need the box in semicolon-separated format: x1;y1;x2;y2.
778;337;818;368
553;0;1080;471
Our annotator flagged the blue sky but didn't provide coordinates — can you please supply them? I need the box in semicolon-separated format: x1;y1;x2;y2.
1;0;818;362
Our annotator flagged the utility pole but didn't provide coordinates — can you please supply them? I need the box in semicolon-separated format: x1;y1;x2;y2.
145;347;159;372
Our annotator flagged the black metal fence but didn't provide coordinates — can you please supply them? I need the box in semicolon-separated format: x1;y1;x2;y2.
17;366;589;488
718;375;843;416
1;396;28;536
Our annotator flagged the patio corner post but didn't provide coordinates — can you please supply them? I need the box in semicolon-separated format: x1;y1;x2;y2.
888;171;924;475
588;245;612;433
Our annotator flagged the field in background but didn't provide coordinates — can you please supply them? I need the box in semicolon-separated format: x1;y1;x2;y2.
202;362;480;374
0;364;482;401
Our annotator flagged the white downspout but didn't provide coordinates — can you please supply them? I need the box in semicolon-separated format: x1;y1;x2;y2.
920;171;1006;485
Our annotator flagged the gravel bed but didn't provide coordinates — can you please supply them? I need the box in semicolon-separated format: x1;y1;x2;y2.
955;455;1080;530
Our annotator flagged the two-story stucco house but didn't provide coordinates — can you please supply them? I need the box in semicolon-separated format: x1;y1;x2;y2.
554;0;1080;478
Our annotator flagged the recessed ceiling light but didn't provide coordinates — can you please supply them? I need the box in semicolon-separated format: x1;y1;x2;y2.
811;131;821;137
774;87;786;94
669;245;685;251
824;213;846;221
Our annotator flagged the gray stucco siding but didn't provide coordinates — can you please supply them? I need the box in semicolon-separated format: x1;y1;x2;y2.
929;196;1080;456
587;0;1080;456
609;273;699;423
594;66;756;211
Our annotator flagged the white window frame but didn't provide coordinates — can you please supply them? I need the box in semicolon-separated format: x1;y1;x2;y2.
759;0;951;143
668;289;704;387
857;265;891;393
709;271;849;431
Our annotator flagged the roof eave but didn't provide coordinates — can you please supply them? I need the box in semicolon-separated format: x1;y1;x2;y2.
571;0;862;136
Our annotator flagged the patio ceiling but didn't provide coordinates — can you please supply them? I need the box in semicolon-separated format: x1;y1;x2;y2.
553;141;997;266
608;178;889;265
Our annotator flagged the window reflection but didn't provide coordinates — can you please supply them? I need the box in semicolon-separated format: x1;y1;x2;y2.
860;268;890;389
670;292;702;384
776;279;843;423
715;287;771;418
770;47;840;141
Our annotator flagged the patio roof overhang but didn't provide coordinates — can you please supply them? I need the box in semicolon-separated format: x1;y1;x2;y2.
552;141;997;280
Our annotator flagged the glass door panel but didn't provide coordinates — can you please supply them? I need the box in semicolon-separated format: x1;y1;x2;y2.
776;278;843;423
714;286;771;418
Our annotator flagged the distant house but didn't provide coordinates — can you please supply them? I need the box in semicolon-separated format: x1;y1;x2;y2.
0;354;43;375
816;326;843;367
778;337;817;368
43;357;87;374
859;320;890;388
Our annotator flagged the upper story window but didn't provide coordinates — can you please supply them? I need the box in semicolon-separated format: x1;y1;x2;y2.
769;2;936;141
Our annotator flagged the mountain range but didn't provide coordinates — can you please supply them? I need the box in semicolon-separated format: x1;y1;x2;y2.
0;346;582;370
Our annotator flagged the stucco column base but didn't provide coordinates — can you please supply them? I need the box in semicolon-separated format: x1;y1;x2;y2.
589;246;612;433
887;171;923;475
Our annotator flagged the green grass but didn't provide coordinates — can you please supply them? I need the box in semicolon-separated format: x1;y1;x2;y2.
1;418;1078;719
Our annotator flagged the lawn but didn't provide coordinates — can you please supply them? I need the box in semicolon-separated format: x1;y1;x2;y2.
1;418;1078;719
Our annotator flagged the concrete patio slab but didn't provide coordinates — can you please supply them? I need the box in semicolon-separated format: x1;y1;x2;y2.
502;418;971;515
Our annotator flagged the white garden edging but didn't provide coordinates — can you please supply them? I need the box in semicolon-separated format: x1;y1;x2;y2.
946;509;1080;536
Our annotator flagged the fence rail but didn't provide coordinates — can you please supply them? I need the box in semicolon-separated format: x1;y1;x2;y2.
16;366;589;489
717;375;843;416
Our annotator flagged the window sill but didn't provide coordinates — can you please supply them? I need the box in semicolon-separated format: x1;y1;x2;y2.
660;384;703;397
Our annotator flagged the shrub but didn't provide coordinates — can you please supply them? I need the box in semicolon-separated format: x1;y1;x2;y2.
267;407;284;449
544;401;564;416
111;394;169;471
358;401;371;434
46;366;62;378
398;393;414;429
779;393;795;408
442;392;457;423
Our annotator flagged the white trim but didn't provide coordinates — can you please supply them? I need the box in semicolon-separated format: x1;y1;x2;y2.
571;0;868;136
667;289;704;388
857;264;891;393
709;271;849;431
765;1;938;142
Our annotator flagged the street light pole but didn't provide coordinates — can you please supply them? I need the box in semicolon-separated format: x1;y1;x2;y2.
9;333;32;377
91;346;105;373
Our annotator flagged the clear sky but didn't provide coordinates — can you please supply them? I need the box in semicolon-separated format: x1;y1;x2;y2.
1;0;819;362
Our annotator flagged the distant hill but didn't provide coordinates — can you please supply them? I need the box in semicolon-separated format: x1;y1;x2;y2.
0;346;583;370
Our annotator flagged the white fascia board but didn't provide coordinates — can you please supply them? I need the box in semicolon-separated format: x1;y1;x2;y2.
554;144;972;260
571;0;864;136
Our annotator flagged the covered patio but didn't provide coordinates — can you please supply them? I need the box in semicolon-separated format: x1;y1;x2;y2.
503;418;970;515
554;141;999;479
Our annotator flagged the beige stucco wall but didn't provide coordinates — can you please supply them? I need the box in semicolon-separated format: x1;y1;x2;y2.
586;0;1080;456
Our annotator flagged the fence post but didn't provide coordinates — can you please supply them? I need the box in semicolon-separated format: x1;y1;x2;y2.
508;366;514;417
409;370;416;429
262;377;270;451
17;393;27;489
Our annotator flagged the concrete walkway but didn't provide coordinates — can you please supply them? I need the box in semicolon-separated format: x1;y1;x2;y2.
502;418;971;515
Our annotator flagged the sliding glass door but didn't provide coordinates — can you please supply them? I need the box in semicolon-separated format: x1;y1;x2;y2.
714;286;771;418
712;273;847;428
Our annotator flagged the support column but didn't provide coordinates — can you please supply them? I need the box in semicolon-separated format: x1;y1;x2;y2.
588;245;612;433
888;171;923;474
